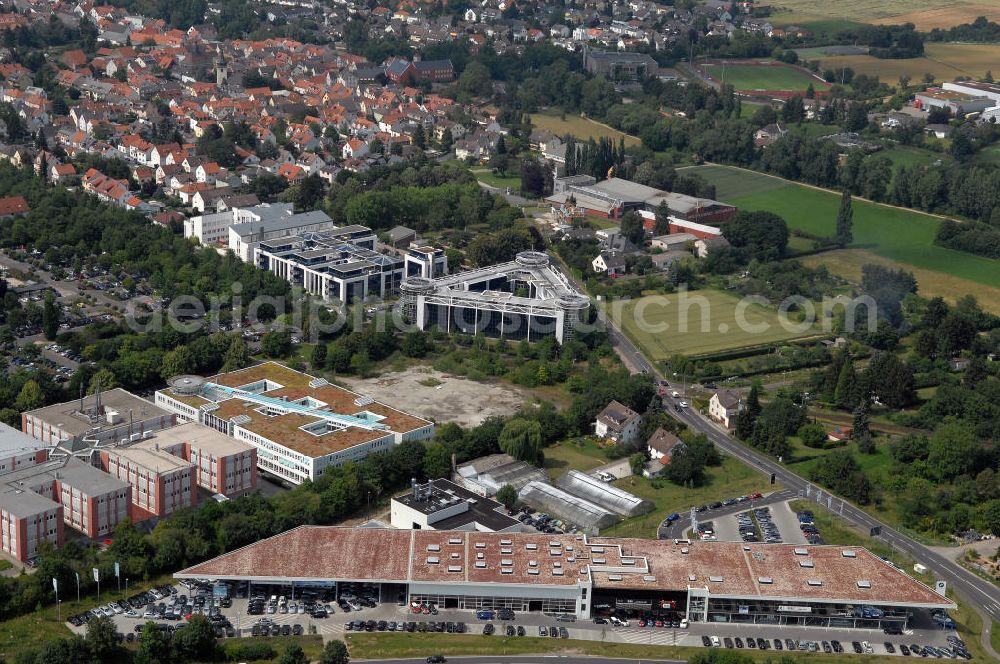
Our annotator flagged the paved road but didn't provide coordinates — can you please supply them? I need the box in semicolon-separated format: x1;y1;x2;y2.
354;658;682;664
578;272;1000;631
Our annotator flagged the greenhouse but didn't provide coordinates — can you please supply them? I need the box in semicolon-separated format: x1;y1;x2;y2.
518;481;619;532
555;470;653;518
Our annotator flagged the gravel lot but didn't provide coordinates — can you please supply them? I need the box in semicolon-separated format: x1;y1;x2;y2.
338;368;532;427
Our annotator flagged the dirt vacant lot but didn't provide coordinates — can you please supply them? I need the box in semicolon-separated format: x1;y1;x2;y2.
337;367;531;427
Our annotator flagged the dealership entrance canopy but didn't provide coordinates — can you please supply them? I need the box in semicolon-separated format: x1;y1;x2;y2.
176;526;952;629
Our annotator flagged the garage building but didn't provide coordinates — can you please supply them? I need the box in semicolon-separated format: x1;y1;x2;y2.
175;527;952;630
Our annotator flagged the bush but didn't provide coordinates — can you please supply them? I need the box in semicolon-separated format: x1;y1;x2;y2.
227;643;277;661
798;423;828;449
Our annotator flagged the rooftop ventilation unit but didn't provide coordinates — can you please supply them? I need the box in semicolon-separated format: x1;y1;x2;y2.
448;565;462;573
758;577;773;584
794;548;808;556
593;558;606;564
427;557;439;564
608;574;623;581
475;561;486;569
528;560;537;567
807;579;823;586
709;576;724;583
501;548;512;554
842;550;857;558
857;580;871;588
475;542;486;549
427;544;440;552
681;547;689;555
448;537;463;545
643;575;656;582
526;543;537;550
500;568;513;575
500;539;512;546
551;569;564;576
309;378;329;389
591;546;605;553
799;560;814;568
528;569;539;575
688;574;696;582
501;559;513;566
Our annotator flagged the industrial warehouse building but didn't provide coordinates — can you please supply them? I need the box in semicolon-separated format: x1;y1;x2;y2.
176;527;953;630
547;176;736;224
390;479;522;532
155;362;433;485
399;251;591;344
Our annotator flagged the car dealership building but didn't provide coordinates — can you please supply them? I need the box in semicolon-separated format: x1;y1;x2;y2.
175;527;952;630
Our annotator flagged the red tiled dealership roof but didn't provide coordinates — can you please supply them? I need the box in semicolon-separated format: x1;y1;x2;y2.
176;527;952;608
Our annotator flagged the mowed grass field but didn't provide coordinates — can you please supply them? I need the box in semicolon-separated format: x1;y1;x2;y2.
807;43;1000;81
686;164;1000;296
701;62;828;92
769;0;996;30
610;289;822;360
528;111;640;146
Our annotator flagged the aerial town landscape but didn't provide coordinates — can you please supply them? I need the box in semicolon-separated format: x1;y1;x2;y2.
0;0;999;662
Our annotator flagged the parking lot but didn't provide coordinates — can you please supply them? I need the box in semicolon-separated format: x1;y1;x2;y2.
63;578;969;657
702;502;807;546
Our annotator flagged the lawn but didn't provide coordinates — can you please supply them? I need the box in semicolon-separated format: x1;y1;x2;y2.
805;43;1000;82
543;437;610;480
799;248;1000;315
609;289;824;360
469;168;521;190
602;457;773;538
345;631;897;663
686;165;1000;293
769;0;995;30
700;62;828;92
217;635;325;662
528;111;640;146
881;145;946;169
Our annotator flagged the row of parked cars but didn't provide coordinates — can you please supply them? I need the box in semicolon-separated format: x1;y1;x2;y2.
738;506;783;544
513;507;570;535
797;510;826;545
346;620;466;633
702;635;970;658
247;595;330;619
695;493;765;513
251;619;303;637
67;584;177;626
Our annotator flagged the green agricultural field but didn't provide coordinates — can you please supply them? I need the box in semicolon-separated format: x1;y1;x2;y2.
686;165;1000;292
609;289;823;360
701;62;829;92
528;111;640;146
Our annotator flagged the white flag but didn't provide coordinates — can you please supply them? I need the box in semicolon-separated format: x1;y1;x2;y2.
114;561;120;578
52;577;58;593
93;567;100;583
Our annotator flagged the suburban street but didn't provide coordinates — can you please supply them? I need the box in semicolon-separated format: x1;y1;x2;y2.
578;277;1000;652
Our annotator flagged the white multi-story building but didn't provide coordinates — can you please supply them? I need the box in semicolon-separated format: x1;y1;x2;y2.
155;362;433;485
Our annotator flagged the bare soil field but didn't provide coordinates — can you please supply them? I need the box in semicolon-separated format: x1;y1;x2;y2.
336;366;532;427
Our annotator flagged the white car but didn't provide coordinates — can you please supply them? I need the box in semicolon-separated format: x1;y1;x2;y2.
678;401;689;408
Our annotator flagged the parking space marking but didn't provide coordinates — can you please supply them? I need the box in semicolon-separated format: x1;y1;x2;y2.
614;628;688;645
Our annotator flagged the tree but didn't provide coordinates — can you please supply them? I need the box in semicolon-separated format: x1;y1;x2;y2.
422;442;452;479
851;397;872;450
311;342;328;369
320;640;350;664
261;330;293;358
88;367;119;394
835;189;854;246
927;421;980;482
496;484;518;511
735;382;761;440
279;643;309;664
653;200;672;236
42;294;59;340
520;158;548;197
798;423;828;448
173;615;218;661
136;621;171;664
620;211;646;246
412;124;426;150
85;616;121;661
296;173;325;210
160;345;195;380
222;335;250;371
721;211;789;261
498;418;544;464
15;380;45;412
809;449;873;504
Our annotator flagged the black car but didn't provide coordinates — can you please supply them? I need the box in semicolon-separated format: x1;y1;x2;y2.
822;641;832;653
702;636;712;647
734;637;743;648
456;622;465;633
559;627;569;639
271;625;281;636
774;639;783;650
506;625;515;636
852;641;863;654
831;640;843;653
292;624;303;636
517;626;525;636
746;637;756;649
757;638;767;650
900;644;911;656
593;617;607;624
884;642;895;654
724;637;733;648
785;639;796;651
483;623;494;635
280;625;290;636
426;656;446;664
550;627;559;638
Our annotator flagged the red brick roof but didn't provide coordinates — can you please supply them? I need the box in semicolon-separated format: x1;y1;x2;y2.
0;195;29;216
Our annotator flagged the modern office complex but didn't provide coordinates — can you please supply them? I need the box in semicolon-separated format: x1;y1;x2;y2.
399;251;591;344
184;202;296;247
147;423;257;499
176;527;953;630
154;362;434;485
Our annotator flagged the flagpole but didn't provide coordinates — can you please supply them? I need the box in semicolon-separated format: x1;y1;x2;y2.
75;571;80;605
